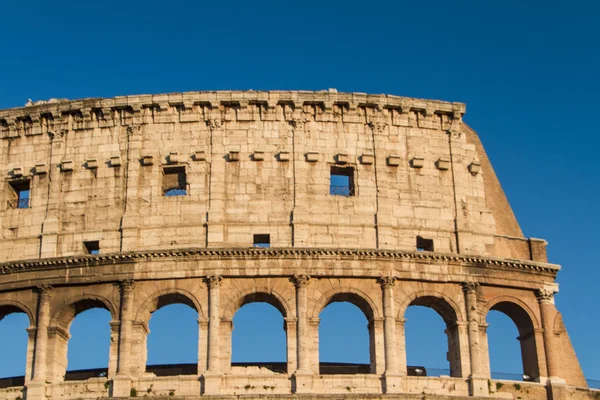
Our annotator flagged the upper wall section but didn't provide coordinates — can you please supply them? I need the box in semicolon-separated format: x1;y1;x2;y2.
0;90;545;263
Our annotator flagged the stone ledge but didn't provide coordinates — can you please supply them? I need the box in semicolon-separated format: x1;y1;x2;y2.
0;247;560;276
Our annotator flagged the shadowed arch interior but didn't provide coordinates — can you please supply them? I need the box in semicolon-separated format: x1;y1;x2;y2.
236;292;287;318
487;301;540;381
0;305;30;322
406;296;462;377
408;296;458;327
325;292;375;321
490;301;535;336
54;298;113;328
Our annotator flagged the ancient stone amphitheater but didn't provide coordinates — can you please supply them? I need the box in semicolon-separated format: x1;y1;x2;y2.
0;90;594;400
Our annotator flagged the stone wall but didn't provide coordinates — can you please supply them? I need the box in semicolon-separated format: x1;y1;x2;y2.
0;91;541;262
0;91;589;400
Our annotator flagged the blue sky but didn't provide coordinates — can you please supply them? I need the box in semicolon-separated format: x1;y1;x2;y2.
0;0;599;382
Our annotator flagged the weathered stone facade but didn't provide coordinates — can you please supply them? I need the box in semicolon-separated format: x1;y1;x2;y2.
0;91;594;399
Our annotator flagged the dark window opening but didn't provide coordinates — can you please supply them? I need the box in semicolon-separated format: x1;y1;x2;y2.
84;241;100;255
163;166;187;196
416;236;434;252
8;180;30;209
253;234;270;248
330;166;355;196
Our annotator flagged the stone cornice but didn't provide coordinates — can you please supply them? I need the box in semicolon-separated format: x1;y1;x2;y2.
0;247;560;276
0;90;466;138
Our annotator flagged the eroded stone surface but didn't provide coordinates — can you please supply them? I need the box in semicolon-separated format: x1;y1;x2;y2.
0;91;593;400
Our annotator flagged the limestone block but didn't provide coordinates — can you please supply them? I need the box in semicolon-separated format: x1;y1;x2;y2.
253;151;265;161
86;159;98;169
410;156;424;168
141;155;154;166
305;152;319;162
335;153;349;164
387;155;401;166
110;155;122;167
468;161;481;175
34;163;47;174
11;166;24;177
436;157;450;170
168;151;179;164
228;150;240;162
194;150;206;161
360;154;374;165
61;160;74;172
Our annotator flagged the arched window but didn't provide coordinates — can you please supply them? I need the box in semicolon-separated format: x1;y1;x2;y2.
232;301;286;373
0;306;30;385
486;301;540;381
51;299;114;381
145;294;199;376
66;308;111;374
318;293;375;374
404;296;462;377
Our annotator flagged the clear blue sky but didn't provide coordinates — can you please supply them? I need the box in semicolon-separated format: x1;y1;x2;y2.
1;0;599;382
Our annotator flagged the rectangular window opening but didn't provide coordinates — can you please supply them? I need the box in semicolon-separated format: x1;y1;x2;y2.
8;180;30;209
330;166;355;196
253;234;270;248
84;241;100;255
162;166;187;196
416;236;434;252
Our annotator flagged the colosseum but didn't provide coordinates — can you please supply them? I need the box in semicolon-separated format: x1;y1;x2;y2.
0;90;594;400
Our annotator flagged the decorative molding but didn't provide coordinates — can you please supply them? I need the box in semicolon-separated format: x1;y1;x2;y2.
204;275;223;288
377;276;396;288
536;288;555;304
0;247;561;276
461;282;480;294
291;274;311;288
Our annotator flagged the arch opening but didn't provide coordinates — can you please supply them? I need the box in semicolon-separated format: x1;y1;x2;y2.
319;294;375;374
50;299;113;382
145;296;199;377
0;306;30;388
486;301;540;382
405;296;462;377
231;297;287;374
65;308;111;380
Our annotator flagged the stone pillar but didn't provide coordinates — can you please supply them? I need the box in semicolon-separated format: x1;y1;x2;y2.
478;323;490;378
24;326;36;385
291;275;314;393
108;321;120;378
378;278;398;374
462;282;488;396
284;317;298;374
203;275;222;394
197;317;209;374
395;318;407;376
537;288;564;383
112;280;135;397
27;286;53;400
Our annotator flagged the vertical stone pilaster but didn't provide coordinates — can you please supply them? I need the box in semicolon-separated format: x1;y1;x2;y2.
378;277;398;374
24;326;36;385
203;275;223;394
395;318;407;376
284;317;298;375
112;280;135;397
27;286;53;400
537;288;564;383
462;282;488;396
32;286;53;382
291;275;313;393
108;321;120;378
197;317;209;374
